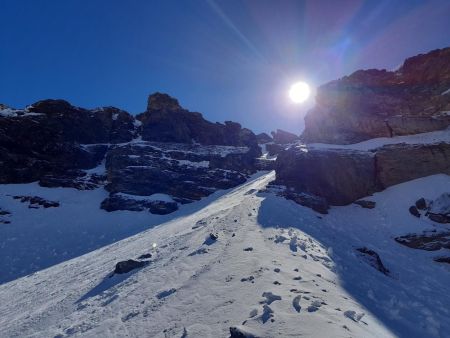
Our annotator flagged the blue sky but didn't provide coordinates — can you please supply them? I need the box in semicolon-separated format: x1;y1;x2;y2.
1;0;449;134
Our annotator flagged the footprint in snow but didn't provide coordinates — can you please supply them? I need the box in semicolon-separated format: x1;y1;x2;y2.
260;304;274;323
293;295;302;313
344;310;365;322
188;248;208;256
156;288;176;299
307;300;323;312
261;291;281;305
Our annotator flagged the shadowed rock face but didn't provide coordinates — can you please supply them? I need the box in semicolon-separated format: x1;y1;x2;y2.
0;100;133;184
275;147;376;205
271;129;299;144
104;142;254;204
275;142;450;205
1;94;262;214
302;47;450;144
137;93;259;149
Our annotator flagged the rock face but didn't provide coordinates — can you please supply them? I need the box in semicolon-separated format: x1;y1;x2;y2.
256;132;272;144
0;100;131;184
275;142;450;205
271;129;299;144
302;47;450;144
137;93;259;149
275;147;375;205
103;141;256;205
1;93;262;215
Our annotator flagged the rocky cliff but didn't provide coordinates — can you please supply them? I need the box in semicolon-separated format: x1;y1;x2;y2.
275;142;450;206
302;47;450;144
0;93;261;214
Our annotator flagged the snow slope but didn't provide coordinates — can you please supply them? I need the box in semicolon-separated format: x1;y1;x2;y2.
1;172;449;337
306;127;450;151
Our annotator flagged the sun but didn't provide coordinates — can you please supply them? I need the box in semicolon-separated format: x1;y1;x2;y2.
289;81;311;103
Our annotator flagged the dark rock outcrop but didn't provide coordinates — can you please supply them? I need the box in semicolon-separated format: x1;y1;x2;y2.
275;147;375;205
1;93;263;215
408;206;420;218
103;142;256;205
101;194;178;215
279;189;329;214
265;143;285;156
0;99;127;184
137;93;259;149
395;231;450;251
375;142;450;189
434;256;450;264
354;200;376;209
427;193;450;223
256;132;272;144
114;260;147;274
356;247;390;275
275;142;450;206
302;47;450;144
271;129;299;144
12;195;59;208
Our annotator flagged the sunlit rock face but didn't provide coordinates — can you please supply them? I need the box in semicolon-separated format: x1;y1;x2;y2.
302;47;450;144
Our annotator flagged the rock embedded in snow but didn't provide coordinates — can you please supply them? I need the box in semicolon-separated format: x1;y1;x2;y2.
433;256;450;264
408;206;420;218
354;200;376;209
415;197;428;210
100;193;178;215
344;310;365;322
114;259;147;274
428;192;450;223
229;325;260;338
13;195;60;209
395;231;450;251
356;247;390;275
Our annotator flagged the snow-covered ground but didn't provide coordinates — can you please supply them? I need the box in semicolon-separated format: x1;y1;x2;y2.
305;127;450;151
1;171;449;337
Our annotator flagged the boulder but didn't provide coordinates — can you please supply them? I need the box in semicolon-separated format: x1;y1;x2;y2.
302;47;450;144
114;260;147;274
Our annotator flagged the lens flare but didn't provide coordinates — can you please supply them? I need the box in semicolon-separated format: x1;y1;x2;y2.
289;82;311;103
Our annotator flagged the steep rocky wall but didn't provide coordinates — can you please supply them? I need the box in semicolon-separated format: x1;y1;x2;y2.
275;142;450;205
302;47;450;144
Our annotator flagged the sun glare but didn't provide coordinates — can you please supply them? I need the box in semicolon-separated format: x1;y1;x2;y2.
289;81;311;103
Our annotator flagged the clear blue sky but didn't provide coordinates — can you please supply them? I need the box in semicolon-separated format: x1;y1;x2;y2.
1;0;449;134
